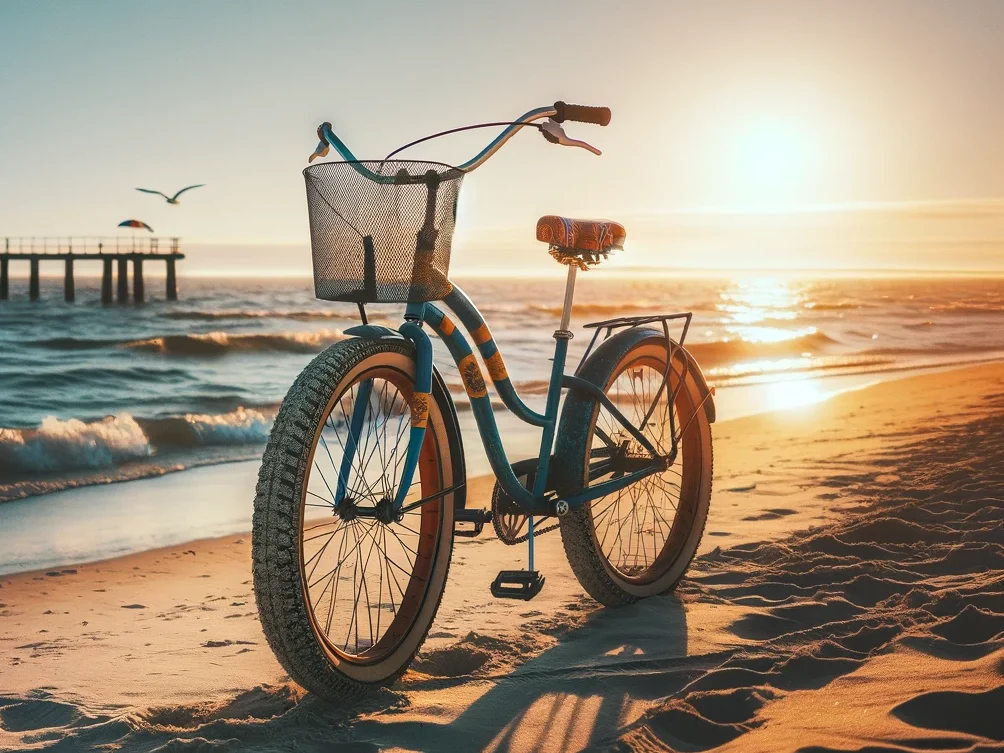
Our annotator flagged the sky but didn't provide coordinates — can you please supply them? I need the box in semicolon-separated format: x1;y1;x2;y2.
1;0;1002;275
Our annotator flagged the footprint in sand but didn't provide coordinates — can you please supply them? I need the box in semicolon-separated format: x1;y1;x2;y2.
202;640;256;648
741;508;797;522
0;697;81;732
892;685;1004;741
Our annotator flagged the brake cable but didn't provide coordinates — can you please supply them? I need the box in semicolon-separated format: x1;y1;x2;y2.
384;121;543;161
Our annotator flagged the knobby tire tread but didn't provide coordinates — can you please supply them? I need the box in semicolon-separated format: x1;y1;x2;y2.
252;339;454;701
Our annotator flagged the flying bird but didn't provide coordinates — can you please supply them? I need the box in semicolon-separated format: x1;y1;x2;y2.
135;184;205;205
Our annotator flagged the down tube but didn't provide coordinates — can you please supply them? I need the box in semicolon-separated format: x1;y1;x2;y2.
422;303;543;513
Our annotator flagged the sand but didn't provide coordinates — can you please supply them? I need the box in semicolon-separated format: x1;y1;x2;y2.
1;364;1002;752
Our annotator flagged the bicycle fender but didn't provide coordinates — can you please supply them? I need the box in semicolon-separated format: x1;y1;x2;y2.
343;324;402;339
571;326;715;424
553;327;715;496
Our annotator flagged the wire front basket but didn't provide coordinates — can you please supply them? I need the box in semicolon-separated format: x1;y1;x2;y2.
304;160;464;303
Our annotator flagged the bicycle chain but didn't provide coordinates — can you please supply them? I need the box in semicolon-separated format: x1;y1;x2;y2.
492;513;560;546
490;478;560;545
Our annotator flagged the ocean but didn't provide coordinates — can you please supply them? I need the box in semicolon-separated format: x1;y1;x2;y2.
1;274;1002;504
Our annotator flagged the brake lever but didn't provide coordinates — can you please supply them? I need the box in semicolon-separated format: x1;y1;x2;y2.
308;140;330;162
309;124;331;162
540;119;601;156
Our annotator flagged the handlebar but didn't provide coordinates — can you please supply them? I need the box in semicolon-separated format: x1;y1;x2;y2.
309;101;610;183
553;101;612;127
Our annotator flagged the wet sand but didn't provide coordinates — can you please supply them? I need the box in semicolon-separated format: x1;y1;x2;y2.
0;363;1002;752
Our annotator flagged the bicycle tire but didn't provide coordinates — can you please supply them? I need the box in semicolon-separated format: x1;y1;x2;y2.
555;330;713;606
252;337;463;700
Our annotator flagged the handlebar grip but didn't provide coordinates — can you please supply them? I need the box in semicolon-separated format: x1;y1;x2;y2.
553;101;611;126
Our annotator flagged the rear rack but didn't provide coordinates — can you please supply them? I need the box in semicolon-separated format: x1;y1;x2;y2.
576;312;695;464
579;312;692;366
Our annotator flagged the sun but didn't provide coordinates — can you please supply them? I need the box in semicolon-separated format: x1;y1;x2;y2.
729;119;811;207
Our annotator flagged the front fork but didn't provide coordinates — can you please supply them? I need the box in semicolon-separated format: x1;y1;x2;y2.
393;311;435;510
333;304;433;514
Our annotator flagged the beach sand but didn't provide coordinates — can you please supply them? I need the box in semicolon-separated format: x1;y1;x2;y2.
1;364;1002;752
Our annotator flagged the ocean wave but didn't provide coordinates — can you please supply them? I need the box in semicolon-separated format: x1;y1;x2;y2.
0;414;152;475
35;336;126;350
5;365;197;390
802;301;863;311
928;302;1004;314
0;408;275;479
860;343;1004;357
139;407;275;448
685;331;840;367
125;330;349;356
706;354;894;380
528;302;669;318
162;309;390;323
35;330;349;356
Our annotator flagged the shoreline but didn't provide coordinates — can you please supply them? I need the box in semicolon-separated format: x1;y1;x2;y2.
2;351;1000;509
1;360;1001;580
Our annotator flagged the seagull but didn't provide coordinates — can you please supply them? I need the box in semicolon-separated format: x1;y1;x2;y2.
135;184;205;205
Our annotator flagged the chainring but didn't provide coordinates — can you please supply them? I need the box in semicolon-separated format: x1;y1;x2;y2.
490;458;559;545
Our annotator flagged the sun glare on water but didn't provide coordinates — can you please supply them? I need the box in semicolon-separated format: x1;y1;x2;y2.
718;278;810;341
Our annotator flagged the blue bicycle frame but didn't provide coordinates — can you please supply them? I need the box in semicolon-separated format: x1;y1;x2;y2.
318;104;668;528
339;281;667;521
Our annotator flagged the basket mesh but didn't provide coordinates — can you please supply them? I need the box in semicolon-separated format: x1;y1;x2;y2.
304;160;464;303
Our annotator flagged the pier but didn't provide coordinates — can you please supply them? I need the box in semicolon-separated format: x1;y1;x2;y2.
1;237;184;303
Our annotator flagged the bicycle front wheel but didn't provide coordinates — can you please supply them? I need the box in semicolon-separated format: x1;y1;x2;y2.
252;338;462;700
557;331;713;606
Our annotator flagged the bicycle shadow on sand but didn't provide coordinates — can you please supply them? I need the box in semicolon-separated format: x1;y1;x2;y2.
8;595;696;752
344;594;695;752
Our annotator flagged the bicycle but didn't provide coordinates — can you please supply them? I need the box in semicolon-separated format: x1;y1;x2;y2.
252;102;717;700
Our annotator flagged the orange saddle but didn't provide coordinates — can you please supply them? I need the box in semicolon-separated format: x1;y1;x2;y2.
535;215;627;257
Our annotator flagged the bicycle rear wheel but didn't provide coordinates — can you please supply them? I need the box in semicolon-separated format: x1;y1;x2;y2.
557;332;713;605
252;338;462;700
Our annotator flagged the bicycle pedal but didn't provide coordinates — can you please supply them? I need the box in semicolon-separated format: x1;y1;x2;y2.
454;508;491;538
490;570;545;601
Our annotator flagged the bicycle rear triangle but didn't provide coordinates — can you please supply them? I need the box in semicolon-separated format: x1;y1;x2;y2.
252;102;716;701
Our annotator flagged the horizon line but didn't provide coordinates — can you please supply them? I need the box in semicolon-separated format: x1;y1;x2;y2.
14;266;1004;281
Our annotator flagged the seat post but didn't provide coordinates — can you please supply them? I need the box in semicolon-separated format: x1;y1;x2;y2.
557;263;578;337
524;260;579;575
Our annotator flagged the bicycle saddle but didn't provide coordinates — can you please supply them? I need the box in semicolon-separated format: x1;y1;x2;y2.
536;215;626;266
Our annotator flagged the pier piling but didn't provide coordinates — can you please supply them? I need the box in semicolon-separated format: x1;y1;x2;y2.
133;258;144;303
116;258;128;303
0;257;7;300
102;258;113;304
166;257;177;301
29;259;39;301
64;257;75;302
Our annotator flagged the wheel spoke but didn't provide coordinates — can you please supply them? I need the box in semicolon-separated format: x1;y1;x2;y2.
296;364;447;664
589;356;693;580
